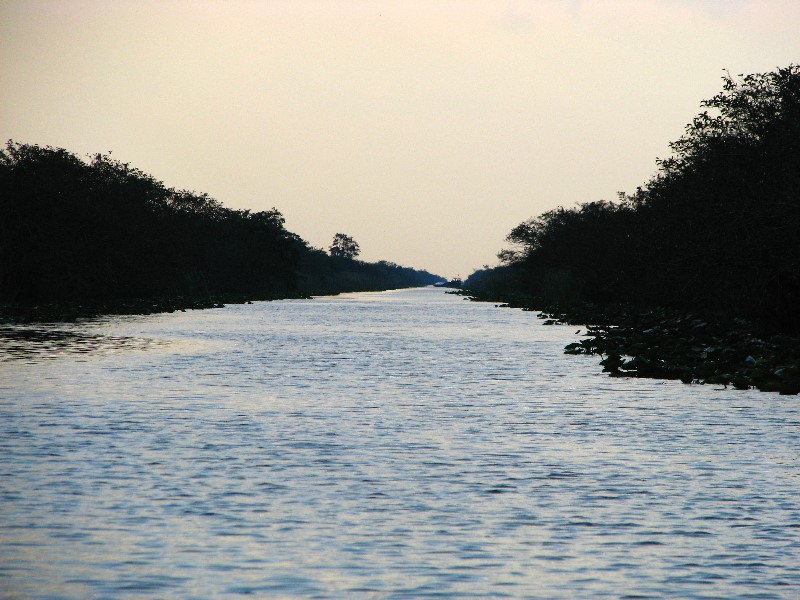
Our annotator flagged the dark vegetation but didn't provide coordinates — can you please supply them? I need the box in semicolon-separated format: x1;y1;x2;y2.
434;277;463;289
329;233;360;259
0;143;443;321
464;66;800;394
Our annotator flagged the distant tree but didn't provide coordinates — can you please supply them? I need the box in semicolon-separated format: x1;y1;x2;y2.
329;233;360;259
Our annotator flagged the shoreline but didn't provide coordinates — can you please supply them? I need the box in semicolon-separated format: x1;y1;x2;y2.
8;288;799;395
0;284;439;325
0;291;347;324
459;290;800;396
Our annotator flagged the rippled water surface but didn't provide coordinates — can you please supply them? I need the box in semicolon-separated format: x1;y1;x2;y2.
1;287;798;598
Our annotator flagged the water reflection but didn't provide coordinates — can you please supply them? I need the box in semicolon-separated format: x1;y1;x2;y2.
0;325;168;361
1;288;798;599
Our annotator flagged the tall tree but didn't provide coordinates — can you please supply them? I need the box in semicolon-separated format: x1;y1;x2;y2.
329;233;360;259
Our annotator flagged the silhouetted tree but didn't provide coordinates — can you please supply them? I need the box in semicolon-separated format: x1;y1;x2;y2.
329;233;360;259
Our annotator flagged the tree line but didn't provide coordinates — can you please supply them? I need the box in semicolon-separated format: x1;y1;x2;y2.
0;143;442;313
466;65;800;333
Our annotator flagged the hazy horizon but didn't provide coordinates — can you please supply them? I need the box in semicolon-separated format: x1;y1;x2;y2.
3;0;799;278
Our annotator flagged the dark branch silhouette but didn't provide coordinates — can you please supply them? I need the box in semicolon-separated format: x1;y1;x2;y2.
329;233;360;259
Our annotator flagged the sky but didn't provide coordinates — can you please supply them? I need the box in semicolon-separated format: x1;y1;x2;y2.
2;1;799;278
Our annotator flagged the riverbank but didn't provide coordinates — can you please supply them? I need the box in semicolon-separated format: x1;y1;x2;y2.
0;294;278;324
0;285;433;324
1;143;444;318
460;290;800;395
0;280;450;324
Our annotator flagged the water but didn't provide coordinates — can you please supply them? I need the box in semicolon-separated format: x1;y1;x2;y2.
1;287;798;598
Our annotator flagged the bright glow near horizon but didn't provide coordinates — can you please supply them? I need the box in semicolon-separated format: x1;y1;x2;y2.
2;0;798;278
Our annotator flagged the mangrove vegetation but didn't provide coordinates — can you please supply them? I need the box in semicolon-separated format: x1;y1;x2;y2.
465;65;800;394
0;142;443;321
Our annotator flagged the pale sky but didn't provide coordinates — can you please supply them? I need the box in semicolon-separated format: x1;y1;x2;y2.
2;1;799;278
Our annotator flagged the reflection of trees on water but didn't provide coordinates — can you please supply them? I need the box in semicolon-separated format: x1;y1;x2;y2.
0;327;166;361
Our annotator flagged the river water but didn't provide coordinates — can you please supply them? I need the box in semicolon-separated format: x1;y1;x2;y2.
1;287;798;598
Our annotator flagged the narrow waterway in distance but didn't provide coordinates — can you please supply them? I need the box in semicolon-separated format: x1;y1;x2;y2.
1;287;798;598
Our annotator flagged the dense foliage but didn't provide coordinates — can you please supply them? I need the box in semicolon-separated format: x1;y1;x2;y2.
468;66;800;333
329;233;360;259
0;143;442;312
